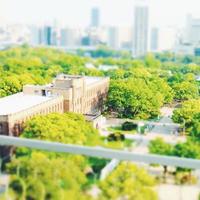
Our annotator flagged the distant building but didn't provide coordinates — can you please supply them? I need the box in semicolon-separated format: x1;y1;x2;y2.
60;28;73;46
174;42;194;55
150;27;159;52
158;27;177;51
185;15;200;45
0;74;109;138
132;5;149;57
194;47;200;56
174;15;200;55
51;27;60;46
60;28;81;47
41;26;53;45
99;65;119;71
29;26;41;46
91;7;100;28
108;27;120;49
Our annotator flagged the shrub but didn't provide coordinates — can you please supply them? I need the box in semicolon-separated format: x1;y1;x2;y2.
122;121;137;131
107;132;125;141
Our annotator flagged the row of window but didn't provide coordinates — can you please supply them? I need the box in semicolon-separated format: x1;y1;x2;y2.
11;102;63;135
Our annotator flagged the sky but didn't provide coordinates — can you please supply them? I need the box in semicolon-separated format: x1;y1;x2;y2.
1;0;200;28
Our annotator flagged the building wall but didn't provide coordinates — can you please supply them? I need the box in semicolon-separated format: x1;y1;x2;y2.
83;79;109;114
23;75;110;115
0;116;9;136
133;6;149;57
0;96;63;136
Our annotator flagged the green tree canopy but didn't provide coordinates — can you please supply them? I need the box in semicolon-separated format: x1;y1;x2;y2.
99;162;158;200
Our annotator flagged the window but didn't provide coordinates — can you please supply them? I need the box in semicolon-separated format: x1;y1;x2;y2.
0;123;3;133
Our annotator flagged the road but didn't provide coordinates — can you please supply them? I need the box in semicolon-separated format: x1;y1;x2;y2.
150;107;179;135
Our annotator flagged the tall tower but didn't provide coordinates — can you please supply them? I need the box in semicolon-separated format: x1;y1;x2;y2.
91;7;100;28
150;27;159;52
108;27;120;49
41;26;53;45
185;14;200;45
132;5;149;57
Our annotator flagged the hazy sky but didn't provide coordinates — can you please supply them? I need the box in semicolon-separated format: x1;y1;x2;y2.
0;0;200;28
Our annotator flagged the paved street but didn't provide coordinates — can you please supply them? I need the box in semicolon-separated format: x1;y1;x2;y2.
150;107;179;135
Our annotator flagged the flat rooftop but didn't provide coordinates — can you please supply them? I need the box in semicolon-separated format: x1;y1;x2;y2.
55;74;108;86
0;93;57;115
85;76;107;86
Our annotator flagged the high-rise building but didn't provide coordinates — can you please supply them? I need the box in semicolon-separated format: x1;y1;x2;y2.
150;27;159;52
61;28;75;47
132;5;149;57
91;7;100;28
158;27;177;51
108;27;120;49
185;15;200;45
51;27;60;46
42;26;53;45
29;26;41;46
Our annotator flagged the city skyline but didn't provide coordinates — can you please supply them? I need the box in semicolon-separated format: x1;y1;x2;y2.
1;0;200;28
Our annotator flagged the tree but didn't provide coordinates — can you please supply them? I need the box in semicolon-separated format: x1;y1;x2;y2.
8;176;26;200
173;141;200;160
107;79;163;119
190;113;200;140
149;137;173;156
172;99;200;130
99;162;158;200
149;138;173;175
25;179;45;200
21;112;101;146
172;81;199;101
6;152;91;200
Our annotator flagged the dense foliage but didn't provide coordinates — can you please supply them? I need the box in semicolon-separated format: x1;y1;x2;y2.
21;112;100;146
149;138;200;170
0;46;199;119
6;153;90;200
172;99;200;139
99;162;158;200
1;46;200;199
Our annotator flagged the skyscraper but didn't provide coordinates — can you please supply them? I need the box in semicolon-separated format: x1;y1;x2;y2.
42;26;53;45
108;27;120;49
91;7;100;28
132;5;149;57
29;26;41;46
185;14;200;45
60;28;81;47
150;27;159;52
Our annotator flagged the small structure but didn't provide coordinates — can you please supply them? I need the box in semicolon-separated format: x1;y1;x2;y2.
84;113;106;129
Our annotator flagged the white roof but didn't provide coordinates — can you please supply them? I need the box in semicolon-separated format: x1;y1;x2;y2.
0;93;55;115
85;76;105;86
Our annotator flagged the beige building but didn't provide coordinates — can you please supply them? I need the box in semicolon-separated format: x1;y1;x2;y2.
0;74;109;137
24;74;109;114
0;93;64;137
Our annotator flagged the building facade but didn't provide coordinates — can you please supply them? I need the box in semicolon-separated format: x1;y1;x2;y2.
0;74;109;137
0;93;64;137
150;27;159;52
132;6;149;57
91;7;100;28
